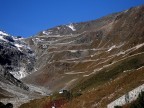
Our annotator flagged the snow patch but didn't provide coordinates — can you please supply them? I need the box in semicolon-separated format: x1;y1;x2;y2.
0;36;8;42
0;31;9;36
42;31;52;35
13;36;24;41
35;38;43;42
57;27;60;30
66;23;76;31
10;67;28;79
14;44;23;51
15;43;23;48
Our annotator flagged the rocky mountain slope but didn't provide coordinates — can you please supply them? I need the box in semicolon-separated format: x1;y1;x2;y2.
24;5;144;91
21;5;144;108
0;31;49;108
0;31;35;79
0;31;50;108
0;30;34;96
0;5;144;108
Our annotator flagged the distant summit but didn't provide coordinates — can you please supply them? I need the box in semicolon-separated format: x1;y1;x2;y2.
0;30;9;36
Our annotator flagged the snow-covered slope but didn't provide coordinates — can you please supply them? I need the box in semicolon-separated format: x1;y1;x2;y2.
0;30;43;107
0;30;9;36
0;30;35;79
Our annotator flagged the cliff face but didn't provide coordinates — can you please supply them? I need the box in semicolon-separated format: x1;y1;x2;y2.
107;84;144;108
0;66;29;90
0;31;35;79
0;31;35;99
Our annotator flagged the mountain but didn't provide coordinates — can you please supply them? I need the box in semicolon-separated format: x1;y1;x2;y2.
21;5;144;108
1;5;144;108
0;30;35;79
0;31;50;107
24;5;144;90
0;30;34;93
37;13;117;36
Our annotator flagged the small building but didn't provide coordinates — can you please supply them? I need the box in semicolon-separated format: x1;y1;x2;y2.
59;89;68;94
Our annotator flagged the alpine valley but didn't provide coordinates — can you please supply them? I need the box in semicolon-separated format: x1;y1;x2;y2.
0;5;144;108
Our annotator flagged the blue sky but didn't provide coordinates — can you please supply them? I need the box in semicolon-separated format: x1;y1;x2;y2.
0;0;144;37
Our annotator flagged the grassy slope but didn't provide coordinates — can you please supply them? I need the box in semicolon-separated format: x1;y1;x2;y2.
61;53;144;108
62;62;144;108
19;96;51;108
72;53;144;92
19;93;68;108
19;53;144;108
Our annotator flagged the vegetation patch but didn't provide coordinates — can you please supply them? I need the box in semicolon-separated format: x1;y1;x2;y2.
19;90;82;108
72;53;144;92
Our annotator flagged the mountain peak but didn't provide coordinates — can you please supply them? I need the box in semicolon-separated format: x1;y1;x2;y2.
0;30;9;36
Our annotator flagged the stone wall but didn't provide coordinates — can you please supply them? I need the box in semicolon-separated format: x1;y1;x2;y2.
107;84;144;108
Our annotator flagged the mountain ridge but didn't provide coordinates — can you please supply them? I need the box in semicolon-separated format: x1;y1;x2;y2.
24;5;144;90
0;5;144;108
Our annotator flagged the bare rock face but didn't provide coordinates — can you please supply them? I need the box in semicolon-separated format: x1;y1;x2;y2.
0;66;29;91
0;31;35;99
0;31;35;79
